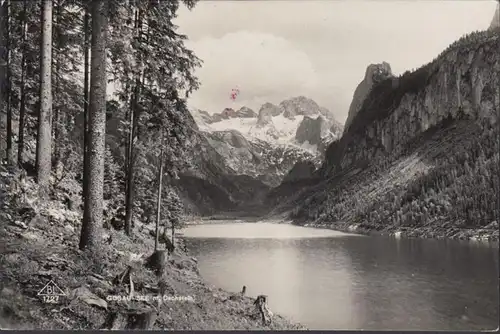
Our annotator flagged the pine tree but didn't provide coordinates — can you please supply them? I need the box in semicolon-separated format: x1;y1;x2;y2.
79;0;108;252
4;0;13;165
17;0;27;166
107;0;200;237
154;131;164;252
36;0;53;197
82;2;90;203
166;187;184;244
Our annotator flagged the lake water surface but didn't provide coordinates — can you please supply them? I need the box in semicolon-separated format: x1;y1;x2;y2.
184;223;499;330
183;222;499;330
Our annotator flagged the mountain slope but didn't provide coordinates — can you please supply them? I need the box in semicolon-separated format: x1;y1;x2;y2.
170;120;272;215
267;30;500;241
344;62;393;132
103;103;271;216
113;95;340;215
489;2;499;30
189;97;342;189
205;130;315;187
191;96;343;152
295;115;343;153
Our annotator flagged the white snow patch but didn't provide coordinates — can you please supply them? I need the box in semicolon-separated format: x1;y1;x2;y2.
198;114;304;146
297;140;319;154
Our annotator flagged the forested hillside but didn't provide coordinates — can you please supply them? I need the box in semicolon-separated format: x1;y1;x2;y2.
0;0;302;330
268;29;500;241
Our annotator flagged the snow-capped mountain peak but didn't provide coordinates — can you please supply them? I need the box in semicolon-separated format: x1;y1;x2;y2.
190;96;343;154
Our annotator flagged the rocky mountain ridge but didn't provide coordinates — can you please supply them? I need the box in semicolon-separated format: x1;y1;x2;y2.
343;62;393;132
200;107;258;124
191;96;343;154
191;96;342;194
267;29;499;241
295;115;343;153
489;2;499;30
188;97;342;194
322;30;499;177
204;129;315;187
102;103;272;216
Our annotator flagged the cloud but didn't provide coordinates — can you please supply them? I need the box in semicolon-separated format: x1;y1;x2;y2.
186;31;320;114
176;0;498;122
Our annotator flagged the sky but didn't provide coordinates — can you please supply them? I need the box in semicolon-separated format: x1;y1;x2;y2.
173;0;498;123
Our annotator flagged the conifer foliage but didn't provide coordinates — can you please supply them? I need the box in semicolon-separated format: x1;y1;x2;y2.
0;0;201;253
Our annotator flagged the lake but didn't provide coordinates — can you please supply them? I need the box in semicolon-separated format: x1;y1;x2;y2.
183;222;499;330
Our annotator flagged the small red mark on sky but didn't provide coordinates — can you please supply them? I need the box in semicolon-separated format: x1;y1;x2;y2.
230;87;240;101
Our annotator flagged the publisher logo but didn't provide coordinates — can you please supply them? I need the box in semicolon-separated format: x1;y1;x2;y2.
37;280;66;304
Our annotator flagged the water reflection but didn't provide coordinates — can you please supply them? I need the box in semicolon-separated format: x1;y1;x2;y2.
183;222;361;239
185;223;499;330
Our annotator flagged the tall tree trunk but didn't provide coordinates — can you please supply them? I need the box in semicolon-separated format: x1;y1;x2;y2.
154;133;164;252
0;1;3;140
82;5;90;202
52;0;61;173
124;7;137;237
5;0;12;165
79;0;108;252
0;0;6;161
124;81;135;236
171;224;175;247
36;0;53;197
17;0;27;166
123;71;130;203
124;7;142;237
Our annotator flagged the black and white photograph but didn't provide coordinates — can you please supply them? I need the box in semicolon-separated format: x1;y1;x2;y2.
0;0;499;330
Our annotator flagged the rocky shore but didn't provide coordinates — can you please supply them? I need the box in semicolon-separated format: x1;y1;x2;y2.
298;220;499;243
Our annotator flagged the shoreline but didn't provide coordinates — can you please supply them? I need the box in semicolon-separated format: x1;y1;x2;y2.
185;216;499;244
0;214;305;330
298;220;499;243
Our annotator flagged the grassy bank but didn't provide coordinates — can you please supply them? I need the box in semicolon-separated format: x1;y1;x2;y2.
0;168;305;330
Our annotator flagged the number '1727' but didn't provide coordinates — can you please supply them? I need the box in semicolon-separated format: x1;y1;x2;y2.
42;295;59;304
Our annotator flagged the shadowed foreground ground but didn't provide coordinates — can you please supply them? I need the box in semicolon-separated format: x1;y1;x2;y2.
0;167;304;330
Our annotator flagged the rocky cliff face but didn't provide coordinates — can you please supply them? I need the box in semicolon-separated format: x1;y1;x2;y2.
256;104;276;127
172;122;272;215
188;97;342;198
268;30;499;240
236;106;257;118
258;102;282;118
205;130;314;187
322;31;499;177
294;115;343;154
280;96;324;119
295;116;329;147
344;62;393;132
294;112;343;154
281;160;316;183
489;2;499;30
